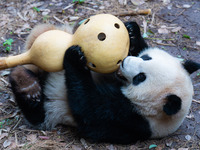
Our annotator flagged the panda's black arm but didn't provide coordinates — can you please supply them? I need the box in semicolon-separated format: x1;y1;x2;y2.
63;46;96;93
63;46;151;144
124;22;148;56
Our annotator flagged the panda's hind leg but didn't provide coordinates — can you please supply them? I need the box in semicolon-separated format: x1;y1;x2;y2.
9;66;45;125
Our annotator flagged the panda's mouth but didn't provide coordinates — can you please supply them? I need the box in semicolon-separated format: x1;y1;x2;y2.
116;69;127;81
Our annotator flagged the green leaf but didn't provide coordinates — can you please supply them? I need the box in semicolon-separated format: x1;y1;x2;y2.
183;34;191;39
73;0;85;4
7;39;13;45
33;7;40;12
3;39;13;46
147;29;154;36
183;47;187;51
149;144;157;149
6;46;11;51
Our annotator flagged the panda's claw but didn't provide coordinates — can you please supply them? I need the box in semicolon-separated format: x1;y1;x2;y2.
64;45;87;69
9;66;42;103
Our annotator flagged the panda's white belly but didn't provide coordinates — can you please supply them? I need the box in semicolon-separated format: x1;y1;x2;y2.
43;71;76;129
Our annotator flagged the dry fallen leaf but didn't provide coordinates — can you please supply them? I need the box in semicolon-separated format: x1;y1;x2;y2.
118;0;127;5
171;26;182;33
106;144;117;150
71;145;83;150
165;140;173;147
27;134;37;143
80;138;88;149
0;133;8;140
38;135;50;140
158;26;170;34
162;0;171;4
131;0;145;6
196;41;200;46
158;28;170;34
3;140;12;148
155;144;165;150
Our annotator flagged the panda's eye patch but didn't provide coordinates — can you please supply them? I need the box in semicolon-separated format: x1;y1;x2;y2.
141;55;152;61
132;73;146;85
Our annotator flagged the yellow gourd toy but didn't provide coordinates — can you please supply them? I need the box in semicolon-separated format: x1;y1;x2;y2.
0;14;129;73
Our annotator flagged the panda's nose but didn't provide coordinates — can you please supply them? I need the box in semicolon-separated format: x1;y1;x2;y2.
122;56;143;69
122;57;127;68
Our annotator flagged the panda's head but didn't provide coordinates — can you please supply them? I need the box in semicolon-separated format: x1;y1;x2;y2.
117;47;200;138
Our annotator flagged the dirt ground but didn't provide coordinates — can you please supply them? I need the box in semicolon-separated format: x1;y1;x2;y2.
0;0;200;149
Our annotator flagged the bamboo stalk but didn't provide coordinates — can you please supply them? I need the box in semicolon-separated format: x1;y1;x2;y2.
114;9;151;16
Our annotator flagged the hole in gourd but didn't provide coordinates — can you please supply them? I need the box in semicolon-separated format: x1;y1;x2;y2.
98;33;106;41
84;19;90;24
117;60;122;65
114;23;120;29
88;62;96;68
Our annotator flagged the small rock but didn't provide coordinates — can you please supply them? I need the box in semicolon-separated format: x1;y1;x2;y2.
196;41;200;46
99;6;105;9
171;26;181;33
166;141;173;147
68;16;79;21
183;4;192;8
185;135;191;141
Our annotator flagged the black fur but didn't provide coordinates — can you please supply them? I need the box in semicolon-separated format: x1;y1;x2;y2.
163;94;182;116
132;73;146;85
63;46;151;144
124;22;148;56
9;66;46;125
183;60;200;74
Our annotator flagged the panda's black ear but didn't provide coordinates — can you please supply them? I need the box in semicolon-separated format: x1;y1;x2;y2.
183;60;200;74
124;21;148;56
163;94;182;116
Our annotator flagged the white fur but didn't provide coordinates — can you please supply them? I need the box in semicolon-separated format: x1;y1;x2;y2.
43;71;76;129
121;48;193;138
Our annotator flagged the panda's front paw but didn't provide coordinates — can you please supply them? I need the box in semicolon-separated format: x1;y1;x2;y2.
124;21;148;56
125;22;142;39
64;45;87;69
9;66;42;103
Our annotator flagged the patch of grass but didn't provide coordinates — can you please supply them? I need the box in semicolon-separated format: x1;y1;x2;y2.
3;38;13;52
75;8;78;12
183;47;187;51
182;34;191;39
33;7;40;12
73;0;85;4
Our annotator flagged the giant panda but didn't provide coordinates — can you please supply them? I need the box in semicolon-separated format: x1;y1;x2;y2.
9;21;200;144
